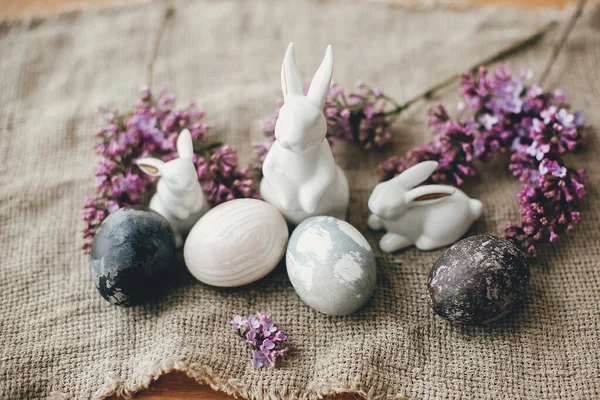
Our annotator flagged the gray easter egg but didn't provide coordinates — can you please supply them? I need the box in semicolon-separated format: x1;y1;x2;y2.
428;235;530;325
90;206;176;306
286;216;377;316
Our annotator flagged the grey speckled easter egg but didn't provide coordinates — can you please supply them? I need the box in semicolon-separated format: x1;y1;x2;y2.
286;216;377;316
428;235;529;325
90;206;176;306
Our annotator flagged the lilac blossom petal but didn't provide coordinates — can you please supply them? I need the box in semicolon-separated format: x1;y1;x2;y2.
230;315;246;330
260;339;276;355
251;351;267;368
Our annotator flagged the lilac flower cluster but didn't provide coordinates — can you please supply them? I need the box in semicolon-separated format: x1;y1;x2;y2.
505;161;585;256
230;313;289;368
82;88;257;252
252;82;401;172
378;65;587;256
196;145;259;205
378;105;478;186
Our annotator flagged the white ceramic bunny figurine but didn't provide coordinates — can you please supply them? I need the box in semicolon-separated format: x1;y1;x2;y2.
367;160;482;252
260;42;349;225
136;129;209;247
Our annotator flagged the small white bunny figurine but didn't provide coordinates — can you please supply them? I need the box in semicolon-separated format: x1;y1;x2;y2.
136;129;209;247
367;160;483;252
260;42;349;225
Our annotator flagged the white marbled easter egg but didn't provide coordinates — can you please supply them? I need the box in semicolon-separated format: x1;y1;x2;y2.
286;216;377;316
184;199;289;287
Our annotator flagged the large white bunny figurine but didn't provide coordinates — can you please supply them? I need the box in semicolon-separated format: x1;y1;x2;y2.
367;161;482;252
260;42;349;225
136;129;209;247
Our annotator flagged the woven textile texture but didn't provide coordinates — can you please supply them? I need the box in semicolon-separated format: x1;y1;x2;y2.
1;1;599;398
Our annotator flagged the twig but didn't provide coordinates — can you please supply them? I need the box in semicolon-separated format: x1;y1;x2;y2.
539;0;586;86
397;20;558;111
147;7;175;91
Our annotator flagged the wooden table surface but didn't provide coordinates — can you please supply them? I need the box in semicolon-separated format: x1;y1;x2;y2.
0;0;577;17
0;0;573;398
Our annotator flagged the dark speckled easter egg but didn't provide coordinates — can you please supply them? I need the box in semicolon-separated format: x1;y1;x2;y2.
427;235;529;325
90;206;176;306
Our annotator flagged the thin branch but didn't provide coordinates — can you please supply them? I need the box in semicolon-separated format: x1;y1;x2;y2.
147;7;175;91
397;20;558;111
539;0;586;86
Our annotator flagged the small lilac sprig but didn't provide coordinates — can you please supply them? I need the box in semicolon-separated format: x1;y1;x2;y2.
378;105;478;186
196;145;260;206
504;159;585;257
230;313;289;368
378;65;588;257
82;88;258;253
252;82;402;173
325;83;399;149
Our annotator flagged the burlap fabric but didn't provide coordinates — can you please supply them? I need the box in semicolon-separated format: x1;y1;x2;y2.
1;1;599;398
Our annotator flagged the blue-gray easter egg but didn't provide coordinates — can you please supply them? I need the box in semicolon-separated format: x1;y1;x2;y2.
90;206;176;306
286;216;377;316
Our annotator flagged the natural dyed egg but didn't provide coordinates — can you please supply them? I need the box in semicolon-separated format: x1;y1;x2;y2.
90;207;176;306
183;199;288;287
428;235;529;325
286;216;377;316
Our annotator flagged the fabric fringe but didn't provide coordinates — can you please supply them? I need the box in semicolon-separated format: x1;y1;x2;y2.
51;358;409;399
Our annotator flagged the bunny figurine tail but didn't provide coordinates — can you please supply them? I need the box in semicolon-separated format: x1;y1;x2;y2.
470;199;483;220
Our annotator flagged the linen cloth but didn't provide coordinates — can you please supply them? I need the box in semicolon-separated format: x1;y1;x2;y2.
1;1;599;398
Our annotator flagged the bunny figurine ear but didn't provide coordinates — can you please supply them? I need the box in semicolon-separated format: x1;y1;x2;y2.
405;184;455;204
306;45;333;108
397;160;439;188
136;158;165;177
281;42;304;98
176;129;194;159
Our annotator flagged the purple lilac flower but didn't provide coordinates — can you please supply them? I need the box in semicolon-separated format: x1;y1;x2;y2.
251;351;267;368
252;82;402;174
261;320;277;336
247;314;261;330
245;327;258;346
504;165;585;256
229;315;246;330
539;159;567;178
82;88;258;253
230;312;289;369
377;105;478;187
260;339;275;355
196;145;259;206
272;330;288;342
378;64;587;257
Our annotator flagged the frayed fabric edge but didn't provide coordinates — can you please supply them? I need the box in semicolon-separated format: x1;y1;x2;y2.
50;356;409;400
